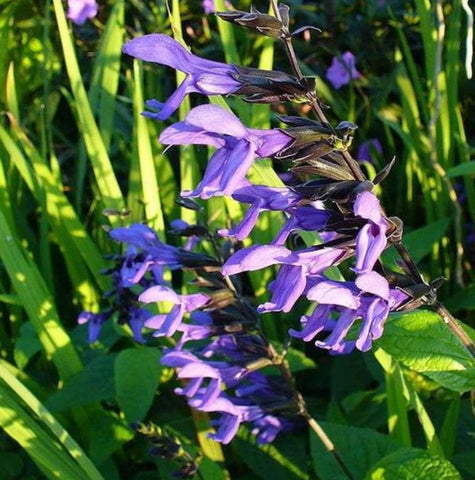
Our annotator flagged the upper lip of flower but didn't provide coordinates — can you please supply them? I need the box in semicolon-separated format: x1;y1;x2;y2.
122;34;242;120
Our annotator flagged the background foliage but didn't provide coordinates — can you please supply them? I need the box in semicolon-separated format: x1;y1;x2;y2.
0;0;474;478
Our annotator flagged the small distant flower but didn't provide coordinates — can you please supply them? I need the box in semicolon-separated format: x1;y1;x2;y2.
326;52;362;89
67;0;98;26
122;34;242;120
202;0;216;14
202;0;233;14
160;105;292;198
78;311;109;343
357;139;383;164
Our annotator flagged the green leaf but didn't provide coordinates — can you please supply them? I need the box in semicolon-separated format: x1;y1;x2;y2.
51;0;124;221
374;349;444;457
310;422;401;480
284;347;316;372
447;161;475;178
0;383;94;480
365;447;461;480
235;429;309;480
114;347;161;422
89;411;134;465
0;208;83;380
382;218;450;266
46;355;116;412
14;322;42;370
375;310;475;392
0;361;104;479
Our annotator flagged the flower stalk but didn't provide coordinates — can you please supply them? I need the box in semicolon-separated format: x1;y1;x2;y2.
268;0;475;360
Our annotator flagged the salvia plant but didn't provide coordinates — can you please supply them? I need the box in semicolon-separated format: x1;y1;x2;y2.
1;0;474;479
76;1;475;477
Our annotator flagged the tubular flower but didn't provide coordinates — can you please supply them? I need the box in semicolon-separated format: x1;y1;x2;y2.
290;271;409;353
159;105;292;198
140;285;210;337
223;245;348;313
122;34;242;120
110;224;220;282
218;185;330;243
160;332;301;445
353;191;389;274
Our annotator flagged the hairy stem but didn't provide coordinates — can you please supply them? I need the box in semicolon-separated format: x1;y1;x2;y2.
266;341;356;480
270;0;475;360
270;0;366;183
434;301;475;358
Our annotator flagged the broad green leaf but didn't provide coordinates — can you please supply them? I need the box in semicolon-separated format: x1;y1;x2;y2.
382;218;450;266
114;347;161;422
365;447;461;480
46;355;116;412
89;411;134;465
310;422;401;480
375;311;475;392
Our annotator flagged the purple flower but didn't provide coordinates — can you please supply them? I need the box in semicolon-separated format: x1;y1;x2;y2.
352;191;389;274
141;285;209;337
160;105;292;198
326;52;362;89
223;244;347;313
218;185;301;240
218;185;329;243
202;0;216;14
202;0;233;14
78;311;109;343
290;271;408;353
357;139;383;164
67;0;98;26
122;34;242;120
110;225;183;282
161;347;299;444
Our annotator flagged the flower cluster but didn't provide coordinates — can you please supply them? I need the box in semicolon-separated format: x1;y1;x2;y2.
106;224;303;445
86;6;436;447
78;224;218;343
121;29;422;354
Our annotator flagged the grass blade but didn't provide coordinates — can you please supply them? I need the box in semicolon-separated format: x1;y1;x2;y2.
0;362;103;479
0;207;82;380
51;0;124;223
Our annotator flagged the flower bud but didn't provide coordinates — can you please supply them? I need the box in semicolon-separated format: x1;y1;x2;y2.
217;6;285;38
